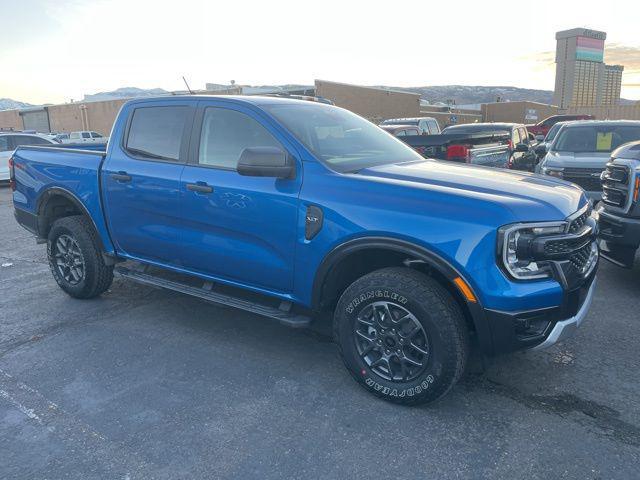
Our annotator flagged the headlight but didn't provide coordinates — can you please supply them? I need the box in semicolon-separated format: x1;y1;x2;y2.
498;222;566;280
541;166;564;178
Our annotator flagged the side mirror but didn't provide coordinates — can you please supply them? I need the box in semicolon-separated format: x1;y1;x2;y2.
535;134;545;142
535;143;548;155
237;147;294;179
514;143;529;153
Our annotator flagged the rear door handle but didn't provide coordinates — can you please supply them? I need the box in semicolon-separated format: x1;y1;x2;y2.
111;172;131;182
186;182;213;194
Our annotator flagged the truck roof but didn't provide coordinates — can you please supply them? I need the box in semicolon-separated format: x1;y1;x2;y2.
561;119;640;128
612;140;640;160
124;95;331;108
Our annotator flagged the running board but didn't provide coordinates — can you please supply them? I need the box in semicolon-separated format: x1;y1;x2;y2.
114;266;312;328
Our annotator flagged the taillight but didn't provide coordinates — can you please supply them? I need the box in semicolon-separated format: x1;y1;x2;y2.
446;144;470;162
634;176;640;203
8;156;15;191
507;140;514;150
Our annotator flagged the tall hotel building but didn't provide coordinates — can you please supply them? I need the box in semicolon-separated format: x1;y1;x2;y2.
553;28;624;108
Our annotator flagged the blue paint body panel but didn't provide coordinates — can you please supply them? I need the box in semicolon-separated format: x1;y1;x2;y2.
12;95;589;319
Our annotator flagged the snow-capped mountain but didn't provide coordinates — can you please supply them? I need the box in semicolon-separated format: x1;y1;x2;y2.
0;98;34;111
82;87;169;102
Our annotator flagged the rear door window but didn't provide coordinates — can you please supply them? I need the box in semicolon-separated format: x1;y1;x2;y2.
126;106;189;161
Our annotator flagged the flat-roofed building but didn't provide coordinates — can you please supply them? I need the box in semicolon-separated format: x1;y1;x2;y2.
314;80;420;122
553;28;624;108
601;65;624;106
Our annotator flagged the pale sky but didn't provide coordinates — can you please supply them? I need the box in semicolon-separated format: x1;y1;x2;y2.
1;0;639;104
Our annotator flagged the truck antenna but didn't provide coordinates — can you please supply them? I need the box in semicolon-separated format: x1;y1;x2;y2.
182;76;194;94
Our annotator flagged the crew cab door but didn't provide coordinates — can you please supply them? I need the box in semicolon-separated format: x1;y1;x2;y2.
102;101;195;264
179;102;302;293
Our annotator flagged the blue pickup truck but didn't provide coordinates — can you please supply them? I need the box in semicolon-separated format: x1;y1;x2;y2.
11;95;599;405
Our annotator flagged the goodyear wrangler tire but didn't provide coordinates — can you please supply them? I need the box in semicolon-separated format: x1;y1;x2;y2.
47;215;114;299
334;267;469;405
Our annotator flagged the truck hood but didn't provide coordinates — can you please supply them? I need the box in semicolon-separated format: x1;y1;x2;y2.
357;159;586;221
543;150;611;169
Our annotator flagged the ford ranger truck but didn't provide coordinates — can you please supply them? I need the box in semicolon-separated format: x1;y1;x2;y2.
598;141;640;268
11;96;599;405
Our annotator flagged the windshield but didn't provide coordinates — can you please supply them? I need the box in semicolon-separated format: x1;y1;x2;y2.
552;125;640;153
265;103;423;172
544;123;564;143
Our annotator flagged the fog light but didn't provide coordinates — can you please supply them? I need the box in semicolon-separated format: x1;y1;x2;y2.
515;314;550;339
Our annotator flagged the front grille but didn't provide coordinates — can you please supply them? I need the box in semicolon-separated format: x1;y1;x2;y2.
568;205;591;234
569;242;594;274
540;207;598;288
601;163;630;209
544;237;590;256
562;171;602;192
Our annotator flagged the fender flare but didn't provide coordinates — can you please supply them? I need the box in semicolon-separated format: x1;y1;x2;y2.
35;187;105;251
312;236;494;354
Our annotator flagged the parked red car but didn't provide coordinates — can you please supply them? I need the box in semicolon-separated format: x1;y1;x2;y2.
527;114;594;138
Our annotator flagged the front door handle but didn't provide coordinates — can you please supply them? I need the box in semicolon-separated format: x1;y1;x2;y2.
111;171;131;182
186;182;213;194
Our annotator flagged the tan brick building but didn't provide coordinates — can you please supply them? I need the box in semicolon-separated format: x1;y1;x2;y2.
315;80;420;122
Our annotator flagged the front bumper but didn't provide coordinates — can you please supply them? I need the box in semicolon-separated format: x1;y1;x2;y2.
483;268;597;353
531;277;596;350
597;205;640;268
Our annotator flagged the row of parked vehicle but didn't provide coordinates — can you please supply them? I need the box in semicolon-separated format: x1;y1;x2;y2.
0;130;108;180
379;114;640;203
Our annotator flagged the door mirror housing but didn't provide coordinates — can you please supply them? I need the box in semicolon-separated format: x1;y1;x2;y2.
237;147;294;178
514;143;529;153
535;143;548;155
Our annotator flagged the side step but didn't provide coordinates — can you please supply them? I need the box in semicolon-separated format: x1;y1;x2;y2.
114;266;312;328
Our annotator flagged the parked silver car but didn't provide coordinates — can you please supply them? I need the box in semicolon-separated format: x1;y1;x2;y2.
0;133;57;181
538;120;640;200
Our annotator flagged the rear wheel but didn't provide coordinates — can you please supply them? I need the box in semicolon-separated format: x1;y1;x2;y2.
334;267;469;405
47;215;113;299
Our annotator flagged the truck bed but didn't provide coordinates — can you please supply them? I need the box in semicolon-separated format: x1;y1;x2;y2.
400;132;512;167
11;145;112;251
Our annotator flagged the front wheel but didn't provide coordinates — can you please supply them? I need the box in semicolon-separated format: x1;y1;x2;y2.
47;215;114;299
334;267;469;405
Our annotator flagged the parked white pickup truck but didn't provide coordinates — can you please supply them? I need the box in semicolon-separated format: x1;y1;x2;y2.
62;131;108;144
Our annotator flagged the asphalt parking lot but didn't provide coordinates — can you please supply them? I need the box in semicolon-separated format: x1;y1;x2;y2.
1;186;639;479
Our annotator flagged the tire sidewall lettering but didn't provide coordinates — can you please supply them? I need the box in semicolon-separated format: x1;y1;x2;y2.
345;289;407;314
364;375;435;398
